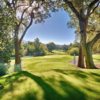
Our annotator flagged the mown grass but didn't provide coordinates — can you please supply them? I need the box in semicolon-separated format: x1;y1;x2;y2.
0;54;100;100
93;54;100;64
0;70;100;100
10;55;76;73
23;55;76;72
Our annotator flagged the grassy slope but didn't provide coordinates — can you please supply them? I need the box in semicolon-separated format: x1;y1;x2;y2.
0;54;100;100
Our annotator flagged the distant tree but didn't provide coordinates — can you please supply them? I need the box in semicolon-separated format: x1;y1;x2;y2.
33;38;41;52
67;42;79;56
62;45;68;52
67;47;79;56
47;42;56;52
33;38;46;56
20;42;28;56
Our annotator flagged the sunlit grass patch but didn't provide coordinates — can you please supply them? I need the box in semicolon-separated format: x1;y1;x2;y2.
93;54;100;64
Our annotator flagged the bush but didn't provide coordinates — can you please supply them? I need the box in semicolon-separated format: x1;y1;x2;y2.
0;63;8;76
67;47;79;56
33;49;46;56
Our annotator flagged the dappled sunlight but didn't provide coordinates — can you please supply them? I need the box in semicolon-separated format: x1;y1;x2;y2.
0;0;100;99
0;70;100;100
0;72;44;100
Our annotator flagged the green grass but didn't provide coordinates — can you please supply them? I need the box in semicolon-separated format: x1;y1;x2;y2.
10;55;76;73
23;55;76;72
0;70;100;100
0;54;100;100
93;54;100;64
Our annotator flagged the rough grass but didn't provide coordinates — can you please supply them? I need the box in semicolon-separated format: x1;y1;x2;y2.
0;54;100;100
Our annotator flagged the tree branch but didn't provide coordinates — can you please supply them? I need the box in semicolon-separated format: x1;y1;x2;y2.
64;0;80;19
88;32;100;47
90;1;100;15
87;0;99;16
4;0;11;7
19;13;34;44
17;7;30;28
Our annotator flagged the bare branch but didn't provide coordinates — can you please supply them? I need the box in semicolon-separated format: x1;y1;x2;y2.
4;0;11;7
19;12;34;44
87;0;99;16
17;0;35;35
15;5;27;10
88;32;100;46
64;0;80;19
17;7;30;28
89;1;100;15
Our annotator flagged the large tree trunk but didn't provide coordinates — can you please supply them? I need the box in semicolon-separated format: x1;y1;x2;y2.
14;32;22;72
77;45;85;68
79;19;96;69
84;43;96;69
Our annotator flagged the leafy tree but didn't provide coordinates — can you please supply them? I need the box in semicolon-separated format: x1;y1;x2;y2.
0;1;14;63
67;47;79;56
4;0;56;71
26;42;35;56
33;38;46;56
20;42;28;56
63;0;100;68
47;42;56;52
62;45;68;52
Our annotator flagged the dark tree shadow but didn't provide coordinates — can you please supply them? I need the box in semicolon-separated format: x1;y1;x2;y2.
22;71;86;100
1;70;100;100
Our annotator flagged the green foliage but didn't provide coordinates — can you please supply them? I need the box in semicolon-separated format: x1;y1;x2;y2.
32;38;46;56
0;35;13;63
20;43;28;56
0;1;14;63
26;38;47;56
0;63;8;76
67;47;79;56
66;42;79;56
47;42;56;52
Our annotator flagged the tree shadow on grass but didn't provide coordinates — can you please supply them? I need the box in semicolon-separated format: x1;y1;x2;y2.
0;72;26;99
59;80;86;100
22;71;86;100
16;90;37;100
0;71;87;100
54;69;88;79
89;72;100;82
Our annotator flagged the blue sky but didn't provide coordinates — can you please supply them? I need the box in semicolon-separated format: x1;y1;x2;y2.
24;9;76;45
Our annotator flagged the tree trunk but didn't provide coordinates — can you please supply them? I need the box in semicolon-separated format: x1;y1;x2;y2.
79;18;96;69
14;32;22;72
77;45;85;68
83;43;96;69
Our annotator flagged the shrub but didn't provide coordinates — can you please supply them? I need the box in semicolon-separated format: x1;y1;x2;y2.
0;63;8;76
67;47;79;56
